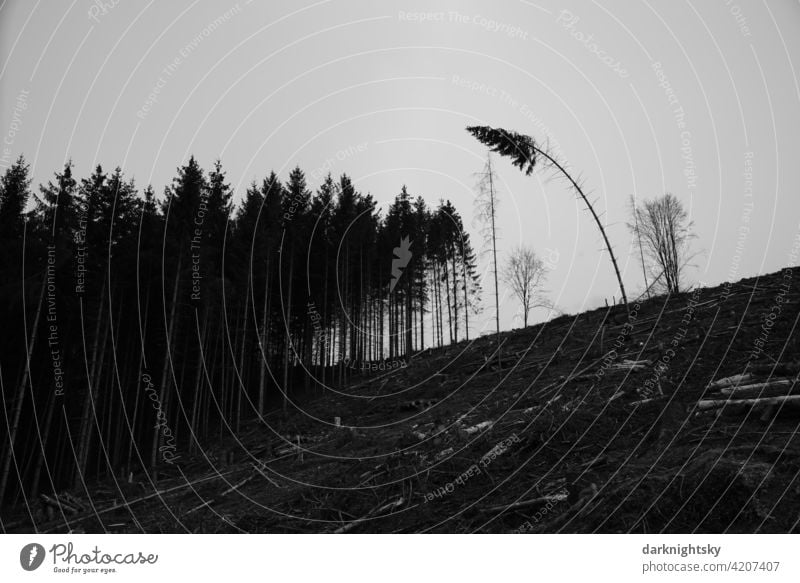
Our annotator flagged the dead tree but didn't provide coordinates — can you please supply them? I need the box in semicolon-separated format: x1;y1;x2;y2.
474;152;502;342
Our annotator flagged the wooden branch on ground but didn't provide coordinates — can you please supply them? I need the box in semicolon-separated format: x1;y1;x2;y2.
41;468;238;533
40;494;79;515
222;474;254;496
510;351;618;413
608;359;650;371
480;493;567;514
253;463;283;488
60;492;86;511
185;499;213;515
628;395;669;407
332;497;404;534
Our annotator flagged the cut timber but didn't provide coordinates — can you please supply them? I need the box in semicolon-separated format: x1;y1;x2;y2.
608;359;650;371
460;420;493;435
718;379;797;397
697;395;800;411
707;373;755;390
628;395;668;407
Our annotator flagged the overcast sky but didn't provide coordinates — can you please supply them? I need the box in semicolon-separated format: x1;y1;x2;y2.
2;0;799;334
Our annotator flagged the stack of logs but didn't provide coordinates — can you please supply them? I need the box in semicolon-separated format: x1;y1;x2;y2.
698;362;800;421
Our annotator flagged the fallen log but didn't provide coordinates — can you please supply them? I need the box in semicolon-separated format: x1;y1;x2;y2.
718;379;796;397
608;359;650;371
60;492;86;511
40;494;79;515
707;373;754;390
697;394;800;411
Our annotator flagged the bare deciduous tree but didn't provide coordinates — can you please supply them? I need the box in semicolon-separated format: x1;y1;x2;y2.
502;246;547;328
628;193;696;295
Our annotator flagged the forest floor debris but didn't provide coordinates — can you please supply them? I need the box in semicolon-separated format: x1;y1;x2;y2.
6;268;800;533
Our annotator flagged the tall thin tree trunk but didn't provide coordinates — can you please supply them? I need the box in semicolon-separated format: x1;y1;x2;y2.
75;277;107;487
258;257;270;416
486;155;501;362
236;285;249;433
537;148;628;307
450;250;459;342
282;248;294;413
0;268;46;508
189;314;207;453
152;256;181;472
29;389;56;499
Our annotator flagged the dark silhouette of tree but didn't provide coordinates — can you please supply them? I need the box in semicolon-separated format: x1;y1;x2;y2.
467;125;628;307
0;157;34;507
0;156;482;512
628;193;696;295
502;245;548;328
474;152;502;358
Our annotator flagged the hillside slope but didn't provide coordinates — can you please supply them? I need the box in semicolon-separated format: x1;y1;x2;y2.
9;266;800;534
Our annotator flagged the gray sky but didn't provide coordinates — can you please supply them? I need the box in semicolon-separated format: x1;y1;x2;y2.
2;0;799;334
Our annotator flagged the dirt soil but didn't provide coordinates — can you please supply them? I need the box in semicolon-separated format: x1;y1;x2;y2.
7;267;800;533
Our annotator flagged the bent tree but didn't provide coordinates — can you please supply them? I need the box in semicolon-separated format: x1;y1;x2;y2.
466;125;628;308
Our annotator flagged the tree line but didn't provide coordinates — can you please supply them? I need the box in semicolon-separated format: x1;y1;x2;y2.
0;155;481;508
